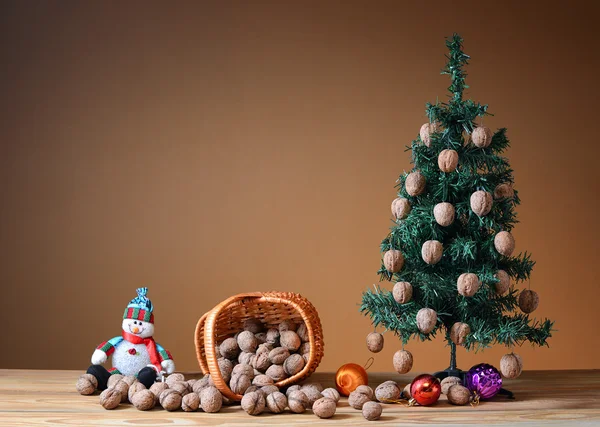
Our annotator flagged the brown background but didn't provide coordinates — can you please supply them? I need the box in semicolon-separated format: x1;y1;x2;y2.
1;1;598;374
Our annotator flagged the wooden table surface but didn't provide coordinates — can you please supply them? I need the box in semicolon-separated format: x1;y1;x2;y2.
1;369;599;426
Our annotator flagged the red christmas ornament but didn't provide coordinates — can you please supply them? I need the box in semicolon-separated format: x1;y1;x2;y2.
410;374;441;406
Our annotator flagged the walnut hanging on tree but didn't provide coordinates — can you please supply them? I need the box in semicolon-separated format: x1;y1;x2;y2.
470;190;493;216
433;202;455;227
366;332;384;353
494;231;515;257
500;352;523;379
392;281;413;304
391;197;412;220
494;183;514;200
472;126;493;148
421;240;443;264
416;308;437;334
405;171;426;196
457;273;481;297
383;249;404;273
449;322;471;346
392;349;413;374
518;289;539;313
419;122;439;147
438;149;459;172
494;270;511;294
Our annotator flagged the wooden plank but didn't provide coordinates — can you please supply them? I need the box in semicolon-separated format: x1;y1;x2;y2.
1;369;599;426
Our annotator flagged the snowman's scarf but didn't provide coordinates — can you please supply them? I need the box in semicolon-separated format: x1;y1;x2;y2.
121;331;161;372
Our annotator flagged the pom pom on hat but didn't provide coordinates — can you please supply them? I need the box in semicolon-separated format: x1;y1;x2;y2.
124;287;155;323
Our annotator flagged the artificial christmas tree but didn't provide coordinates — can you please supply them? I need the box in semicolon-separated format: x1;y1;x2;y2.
360;34;553;386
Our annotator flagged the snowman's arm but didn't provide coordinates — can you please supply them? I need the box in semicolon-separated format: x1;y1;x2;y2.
92;336;124;363
156;343;173;362
156;343;175;374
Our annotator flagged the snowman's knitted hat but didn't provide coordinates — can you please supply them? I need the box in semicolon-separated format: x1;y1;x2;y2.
123;287;154;323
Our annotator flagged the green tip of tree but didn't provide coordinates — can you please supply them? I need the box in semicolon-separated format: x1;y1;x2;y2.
360;35;554;358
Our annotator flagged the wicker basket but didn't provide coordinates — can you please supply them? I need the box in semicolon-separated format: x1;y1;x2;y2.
194;291;324;401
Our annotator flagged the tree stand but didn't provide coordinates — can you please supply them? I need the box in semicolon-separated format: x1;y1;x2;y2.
432;342;514;399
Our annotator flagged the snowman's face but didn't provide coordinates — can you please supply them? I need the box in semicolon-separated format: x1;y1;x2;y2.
122;318;154;338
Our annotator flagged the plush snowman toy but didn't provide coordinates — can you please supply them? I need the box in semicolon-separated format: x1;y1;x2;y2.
86;288;175;389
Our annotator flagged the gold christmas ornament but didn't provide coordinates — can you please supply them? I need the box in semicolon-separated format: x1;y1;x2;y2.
494;231;515;256
500;352;523;379
472;126;493;148
405;171;426;196
419;122;439;147
416;308;437;334
494;183;514;200
393;281;413;304
433;202;455;227
470;190;493;216
518;289;539;313
438;149;459;172
392;349;413;374
449;322;471;346
494;270;511;294
421;240;443;264
391;197;412;220
335;363;369;396
457;273;481;297
383;249;405;273
366;332;384;353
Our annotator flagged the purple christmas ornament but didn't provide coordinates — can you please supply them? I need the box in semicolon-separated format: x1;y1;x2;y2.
464;363;502;399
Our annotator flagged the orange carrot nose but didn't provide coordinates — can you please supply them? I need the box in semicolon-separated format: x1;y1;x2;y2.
132;327;139;334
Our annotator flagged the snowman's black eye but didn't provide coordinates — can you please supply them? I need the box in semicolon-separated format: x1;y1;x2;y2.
134;321;138;325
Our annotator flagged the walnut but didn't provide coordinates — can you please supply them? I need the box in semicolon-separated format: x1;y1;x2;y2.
366;332;384;353
433;202;455;227
280;330;301;352
165;373;185;386
285;384;302;397
131;389;155;411
232;363;254;378
519;290;539;313
159;389;182;411
393;281;413;304
181;392;200;412
278;319;298;332
348;385;373;409
76;374;97;395
495;270;511;294
472;126;493;148
200;386;223;413
440;376;462;395
253;351;272;372
302;385;323;405
243;318;264;333
230;374;252;395
237;351;254;366
287;390;308;413
494;231;515;256
241;391;265;415
470;190;493;216
296;323;309;342
269;347;290;365
252;374;274;387
391;197;412;220
321;387;340;402
383;249;405;273
255;332;267;344
261;385;280;396
392;350;413;374
362;401;383;421
127;381;146;403
169;381;190;397
99;387;121;410
219;337;240;360
265;364;287;382
450;322;471;346
419;122;439;147
192;375;211;394
266;328;280;345
237;330;258;353
113;380;130;403
218;358;234;382
266;391;287;413
375;381;400;402
421;240;443;264
313;397;336;418
447;384;471;405
494;183;514;200
106;374;123;388
416;308;437;334
457;272;481;297
438;149;459;172
405;171;426;196
284;354;306;376
500;353;523;379
149;382;169;404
